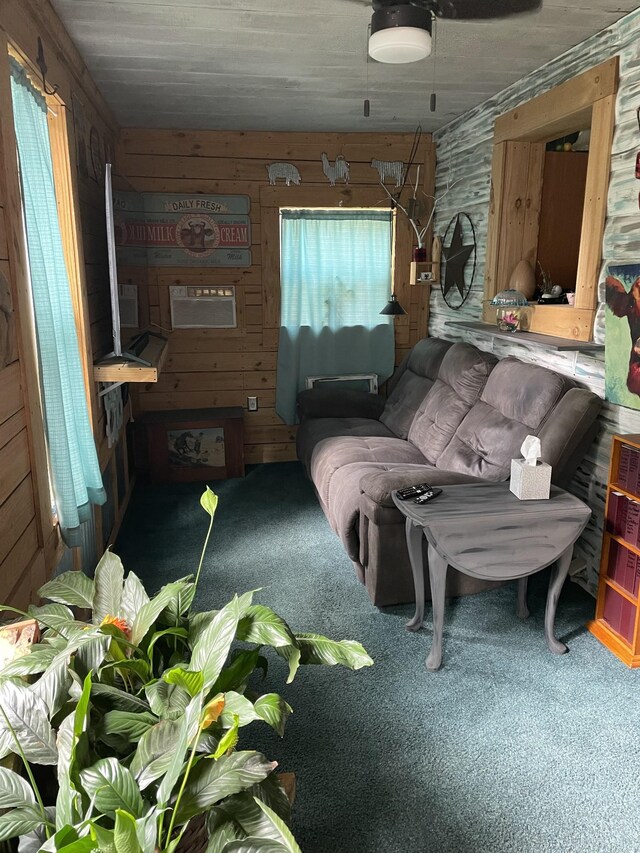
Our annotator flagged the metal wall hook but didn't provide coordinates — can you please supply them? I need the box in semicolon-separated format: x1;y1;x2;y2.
36;37;59;97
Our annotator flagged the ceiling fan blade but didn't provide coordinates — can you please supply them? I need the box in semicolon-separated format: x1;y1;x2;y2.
435;0;541;19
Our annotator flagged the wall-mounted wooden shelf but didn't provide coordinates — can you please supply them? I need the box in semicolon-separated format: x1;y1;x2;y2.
445;320;603;352
410;260;440;286
93;335;169;383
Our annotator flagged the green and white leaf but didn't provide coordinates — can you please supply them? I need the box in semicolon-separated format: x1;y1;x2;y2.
28;603;75;625
114;809;142;853
55;712;78;830
236;606;295;649
0;806;47;842
253;695;292;738
131;581;193;645
92;683;150;713
39;571;94;609
0;766;36;809
163;666;203;698
163;582;196;622
130;717;183;789
80;757;144;818
213;649;263;695
145;680;189;720
16;806;55;853
175;751;277;824
188;610;218;647
220;692;258;728
273;645;301;684
221;839;288;852
252;799;302;853
0;644;57;677
293;634;373;670
101;710;158;743
89;823;116;853
30;657;72;717
134;810;159;853
0;680;57;764
92;550;125;625
190;597;241;690
120;572;150;629
74;635;111;680
156;695;202;805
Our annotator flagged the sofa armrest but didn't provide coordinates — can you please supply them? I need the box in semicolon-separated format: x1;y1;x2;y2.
359;467;484;508
296;387;386;420
538;387;602;488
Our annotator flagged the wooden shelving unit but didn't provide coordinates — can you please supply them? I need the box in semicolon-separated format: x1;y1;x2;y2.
588;434;640;667
93;334;169;384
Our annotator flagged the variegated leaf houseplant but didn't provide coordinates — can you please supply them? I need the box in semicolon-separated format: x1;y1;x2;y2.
0;488;372;852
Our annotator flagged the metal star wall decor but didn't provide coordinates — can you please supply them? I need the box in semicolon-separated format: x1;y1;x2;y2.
440;213;477;310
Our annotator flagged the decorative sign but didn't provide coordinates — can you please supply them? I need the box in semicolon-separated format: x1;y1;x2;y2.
113;191;252;267
605;262;640;410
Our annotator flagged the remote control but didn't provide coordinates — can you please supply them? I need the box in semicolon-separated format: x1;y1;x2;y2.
414;488;442;504
396;483;433;500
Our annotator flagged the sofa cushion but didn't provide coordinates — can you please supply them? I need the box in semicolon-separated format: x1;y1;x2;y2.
311;436;426;510
379;338;453;439
407;343;497;464
296;417;395;473
436;357;575;481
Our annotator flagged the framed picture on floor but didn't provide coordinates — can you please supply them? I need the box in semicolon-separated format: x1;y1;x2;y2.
140;407;245;483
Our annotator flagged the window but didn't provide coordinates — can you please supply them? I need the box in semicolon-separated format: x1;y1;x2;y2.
275;208;395;424
9;55;105;544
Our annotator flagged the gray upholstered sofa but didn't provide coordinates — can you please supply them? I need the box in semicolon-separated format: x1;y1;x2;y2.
296;337;601;607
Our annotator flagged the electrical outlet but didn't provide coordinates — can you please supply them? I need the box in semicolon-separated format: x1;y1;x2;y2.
247;396;258;411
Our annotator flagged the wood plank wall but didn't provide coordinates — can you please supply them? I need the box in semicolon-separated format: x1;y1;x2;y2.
118;130;434;463
0;0;127;608
430;7;640;595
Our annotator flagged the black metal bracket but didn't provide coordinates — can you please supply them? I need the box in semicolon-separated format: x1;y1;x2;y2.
36;37;59;97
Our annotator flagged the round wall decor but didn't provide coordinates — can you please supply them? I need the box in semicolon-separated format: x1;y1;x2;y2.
440;212;476;310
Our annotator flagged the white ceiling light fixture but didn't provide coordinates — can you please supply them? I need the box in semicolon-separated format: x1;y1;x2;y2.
368;4;432;64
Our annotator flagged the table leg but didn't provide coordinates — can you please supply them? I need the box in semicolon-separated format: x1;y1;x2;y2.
545;546;573;655
516;577;529;619
406;518;425;632
426;543;448;672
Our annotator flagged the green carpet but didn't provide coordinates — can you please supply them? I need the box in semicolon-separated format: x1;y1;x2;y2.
116;462;640;853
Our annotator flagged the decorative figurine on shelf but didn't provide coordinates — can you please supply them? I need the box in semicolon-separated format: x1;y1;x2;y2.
509;259;536;301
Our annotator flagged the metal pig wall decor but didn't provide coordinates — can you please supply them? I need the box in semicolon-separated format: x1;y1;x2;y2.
267;162;301;186
321;153;350;186
371;159;405;188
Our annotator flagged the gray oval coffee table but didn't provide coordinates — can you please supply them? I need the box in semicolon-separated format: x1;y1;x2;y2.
392;482;591;671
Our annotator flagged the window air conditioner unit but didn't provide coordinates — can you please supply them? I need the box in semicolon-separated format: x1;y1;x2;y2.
169;285;237;329
305;373;378;394
118;283;139;328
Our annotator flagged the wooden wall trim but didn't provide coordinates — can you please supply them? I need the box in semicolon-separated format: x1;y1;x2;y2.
494;56;619;144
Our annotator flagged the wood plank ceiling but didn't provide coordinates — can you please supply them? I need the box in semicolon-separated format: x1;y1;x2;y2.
50;0;639;131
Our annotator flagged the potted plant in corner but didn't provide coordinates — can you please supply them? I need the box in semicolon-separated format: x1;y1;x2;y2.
0;488;373;852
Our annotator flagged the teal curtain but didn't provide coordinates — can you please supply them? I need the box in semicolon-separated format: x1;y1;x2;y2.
276;209;395;423
10;59;105;546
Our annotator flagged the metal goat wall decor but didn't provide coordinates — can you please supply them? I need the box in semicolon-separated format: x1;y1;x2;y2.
267;162;301;186
321;153;350;186
371;159;405;188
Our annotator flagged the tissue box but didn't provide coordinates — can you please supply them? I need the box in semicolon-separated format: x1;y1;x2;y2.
510;458;552;500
